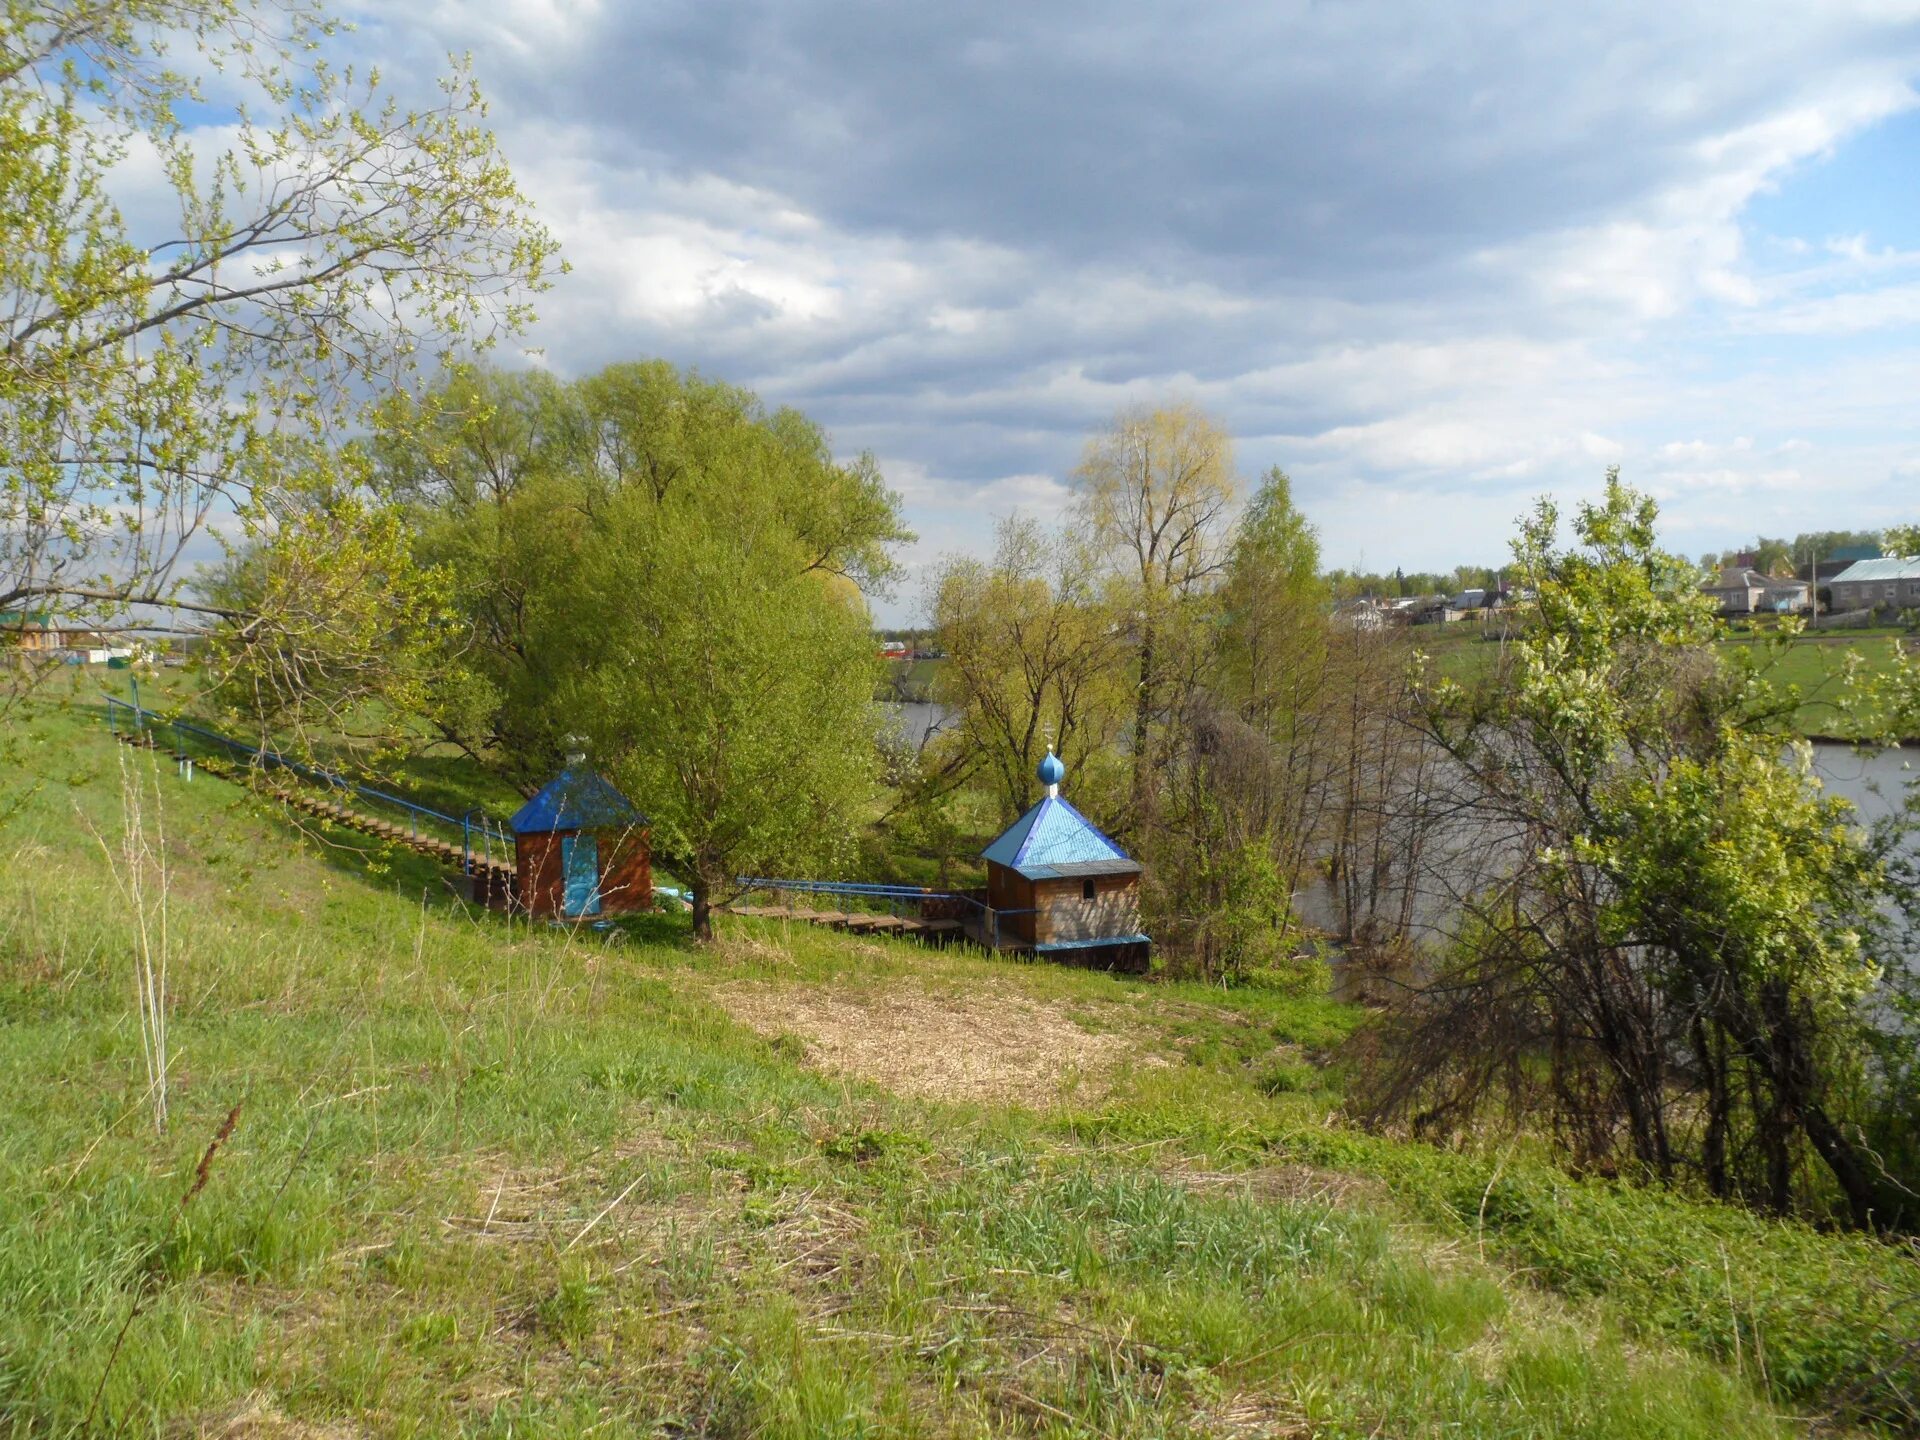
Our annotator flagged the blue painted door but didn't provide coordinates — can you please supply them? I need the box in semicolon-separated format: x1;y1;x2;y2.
561;834;601;916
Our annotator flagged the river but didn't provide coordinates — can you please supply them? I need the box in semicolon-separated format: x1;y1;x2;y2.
885;700;956;751
878;700;1918;949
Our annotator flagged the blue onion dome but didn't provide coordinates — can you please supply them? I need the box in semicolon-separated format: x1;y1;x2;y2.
1037;749;1066;787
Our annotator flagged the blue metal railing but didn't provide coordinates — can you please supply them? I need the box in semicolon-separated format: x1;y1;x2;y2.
732;875;1036;949
105;696;512;873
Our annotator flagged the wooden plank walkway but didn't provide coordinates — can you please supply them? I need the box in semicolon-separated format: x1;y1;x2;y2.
116;729;515;886
726;902;962;939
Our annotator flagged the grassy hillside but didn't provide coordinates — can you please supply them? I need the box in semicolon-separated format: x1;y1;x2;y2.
3;688;1916;1437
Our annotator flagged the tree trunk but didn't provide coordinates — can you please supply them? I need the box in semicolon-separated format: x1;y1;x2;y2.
691;883;713;942
1131;620;1156;830
1687;954;1888;1226
1691;1011;1729;1199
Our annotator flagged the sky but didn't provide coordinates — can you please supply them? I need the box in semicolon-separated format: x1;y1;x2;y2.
322;0;1920;621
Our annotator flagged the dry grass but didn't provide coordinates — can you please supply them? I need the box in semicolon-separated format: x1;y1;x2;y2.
1189;1392;1313;1438
712;978;1150;1107
202;1391;364;1438
1158;1159;1386;1210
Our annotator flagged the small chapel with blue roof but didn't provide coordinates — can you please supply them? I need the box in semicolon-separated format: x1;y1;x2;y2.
979;749;1150;972
501;760;653;920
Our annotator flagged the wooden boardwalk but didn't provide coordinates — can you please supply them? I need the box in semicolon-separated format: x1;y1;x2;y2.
725;902;963;940
115;729;517;890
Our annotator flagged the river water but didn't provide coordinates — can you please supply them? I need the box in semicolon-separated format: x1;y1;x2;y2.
1808;741;1918;825
879;700;1918;952
880;702;1915;837
885;700;956;751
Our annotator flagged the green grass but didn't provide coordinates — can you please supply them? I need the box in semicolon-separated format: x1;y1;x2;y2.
1717;634;1911;737
879;657;942;703
2;691;1915;1436
1423;629;1916;738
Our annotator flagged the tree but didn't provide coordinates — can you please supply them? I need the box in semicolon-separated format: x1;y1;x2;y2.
1364;472;1915;1226
928;517;1129;823
553;499;884;941
1071;401;1238;830
1885;524;1920;558
358;361;908;786
383;360;911;938
0;0;559;724
1750;536;1794;576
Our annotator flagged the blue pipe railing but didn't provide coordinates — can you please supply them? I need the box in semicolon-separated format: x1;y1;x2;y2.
105;696;512;872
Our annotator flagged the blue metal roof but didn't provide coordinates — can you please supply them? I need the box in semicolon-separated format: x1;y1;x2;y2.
981;794;1133;878
510;767;647;835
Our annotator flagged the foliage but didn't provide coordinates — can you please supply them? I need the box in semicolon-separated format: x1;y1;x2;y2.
551;495;887;939
0;0;559;742
926;515;1130;824
1071;400;1240;831
380;360;910;936
1184;838;1329;991
1369;470;1918;1228
383;361;908;790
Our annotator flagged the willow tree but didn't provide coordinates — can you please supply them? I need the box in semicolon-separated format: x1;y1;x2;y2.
367;361;907;793
372;360;909;937
1071;401;1238;830
1153;466;1341;971
0;0;559;735
521;391;903;940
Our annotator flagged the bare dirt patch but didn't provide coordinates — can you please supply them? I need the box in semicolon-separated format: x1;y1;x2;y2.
713;980;1144;1107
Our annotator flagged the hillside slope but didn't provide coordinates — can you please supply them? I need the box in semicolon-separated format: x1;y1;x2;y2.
2;693;1914;1437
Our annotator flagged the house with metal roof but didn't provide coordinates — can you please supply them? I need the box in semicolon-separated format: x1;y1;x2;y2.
499;763;653;920
1702;567;1809;616
1826;556;1920;614
975;749;1150;972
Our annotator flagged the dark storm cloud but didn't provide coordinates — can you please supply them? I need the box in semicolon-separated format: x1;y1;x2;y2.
338;2;1920;610
393;1;1920;288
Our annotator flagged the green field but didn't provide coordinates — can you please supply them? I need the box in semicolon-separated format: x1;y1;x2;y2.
3;689;1916;1436
1422;628;1915;738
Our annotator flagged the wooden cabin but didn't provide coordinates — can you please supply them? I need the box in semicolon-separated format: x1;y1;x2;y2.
504;765;652;920
977;750;1150;972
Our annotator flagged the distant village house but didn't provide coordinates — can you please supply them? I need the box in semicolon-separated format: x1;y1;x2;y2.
1701;567;1809;616
1825;557;1920;614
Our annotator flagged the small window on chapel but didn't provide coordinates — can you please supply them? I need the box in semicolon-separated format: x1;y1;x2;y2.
1081;878;1097;902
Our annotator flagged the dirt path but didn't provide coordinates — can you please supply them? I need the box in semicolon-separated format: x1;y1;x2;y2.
713;979;1148;1106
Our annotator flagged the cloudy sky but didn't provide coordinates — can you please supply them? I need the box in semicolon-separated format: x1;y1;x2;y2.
346;1;1920;619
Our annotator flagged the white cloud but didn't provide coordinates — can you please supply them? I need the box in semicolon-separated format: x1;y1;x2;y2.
166;0;1920;618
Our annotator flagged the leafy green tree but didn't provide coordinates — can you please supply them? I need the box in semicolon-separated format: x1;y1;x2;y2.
0;0;559;726
377;362;908;787
928;516;1129;823
1750;536;1794;575
1159;466;1339;942
382;360;910;936
1370;471;1914;1226
1884;523;1920;558
1219;466;1326;714
1792;530;1882;566
551;496;885;940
